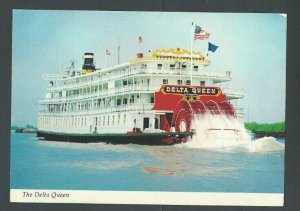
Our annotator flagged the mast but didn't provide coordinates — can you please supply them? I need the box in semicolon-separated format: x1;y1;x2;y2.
190;22;194;85
118;45;120;65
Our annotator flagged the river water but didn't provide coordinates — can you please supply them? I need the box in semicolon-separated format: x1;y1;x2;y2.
11;132;284;193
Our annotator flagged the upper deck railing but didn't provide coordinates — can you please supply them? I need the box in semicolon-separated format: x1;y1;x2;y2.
40;84;244;104
40;84;154;103
42;74;64;81
45;67;232;91
221;88;244;99
38;103;155;115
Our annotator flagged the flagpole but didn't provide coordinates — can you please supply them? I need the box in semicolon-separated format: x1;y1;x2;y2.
104;50;107;68
118;45;120;65
190;22;194;85
138;36;140;53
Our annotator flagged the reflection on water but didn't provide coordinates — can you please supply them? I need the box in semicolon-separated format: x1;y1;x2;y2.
143;165;238;176
141;146;239;176
69;160;138;170
38;139;135;152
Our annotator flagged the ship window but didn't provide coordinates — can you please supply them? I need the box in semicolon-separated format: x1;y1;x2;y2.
157;64;162;70
186;80;191;85
123;81;127;86
123;98;128;105
150;95;154;103
177;80;182;85
130;95;134;103
117;99;122;106
107;116;110;126
200;81;205;86
155;118;159;129
124;114;126;124
170;64;175;70
163;79;168;84
194;66;198;71
182;64;187;69
117;114;120;125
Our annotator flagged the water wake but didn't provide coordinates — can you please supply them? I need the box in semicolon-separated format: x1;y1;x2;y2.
246;137;284;153
39;140;135;152
180;114;284;153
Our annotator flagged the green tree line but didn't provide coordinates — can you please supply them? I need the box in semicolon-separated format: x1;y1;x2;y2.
244;122;285;133
11;124;37;130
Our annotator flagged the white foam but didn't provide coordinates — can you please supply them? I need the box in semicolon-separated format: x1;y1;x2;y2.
179;114;284;153
70;160;138;170
39;140;135;152
246;137;285;153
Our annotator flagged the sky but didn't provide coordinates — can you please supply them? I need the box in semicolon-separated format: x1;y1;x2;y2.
11;10;286;126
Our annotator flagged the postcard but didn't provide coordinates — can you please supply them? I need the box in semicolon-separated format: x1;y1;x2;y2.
10;10;286;206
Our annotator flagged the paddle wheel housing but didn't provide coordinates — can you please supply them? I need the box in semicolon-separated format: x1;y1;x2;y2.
153;85;237;133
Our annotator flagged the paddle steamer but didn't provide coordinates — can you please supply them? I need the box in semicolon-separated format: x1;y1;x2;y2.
37;48;243;144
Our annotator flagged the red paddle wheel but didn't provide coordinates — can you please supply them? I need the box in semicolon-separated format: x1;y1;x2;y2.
219;101;236;117
170;99;237;132
205;100;221;115
190;100;207;115
171;99;193;132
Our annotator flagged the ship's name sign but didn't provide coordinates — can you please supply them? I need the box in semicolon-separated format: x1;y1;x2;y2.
164;86;219;95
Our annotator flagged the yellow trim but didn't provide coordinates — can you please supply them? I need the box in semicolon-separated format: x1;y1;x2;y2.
82;69;94;74
129;47;210;65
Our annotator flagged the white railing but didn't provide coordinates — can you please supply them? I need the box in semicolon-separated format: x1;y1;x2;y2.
42;74;64;81
46;67;231;91
40;84;154;103
222;88;244;99
38;103;154;115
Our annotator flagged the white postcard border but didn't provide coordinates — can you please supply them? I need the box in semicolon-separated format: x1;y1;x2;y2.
11;189;284;206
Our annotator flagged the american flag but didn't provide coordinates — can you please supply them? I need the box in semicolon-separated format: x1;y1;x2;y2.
106;49;111;55
194;25;210;40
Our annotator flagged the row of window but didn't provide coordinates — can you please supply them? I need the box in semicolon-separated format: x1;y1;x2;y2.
44;94;152;113
52;62;203;89
157;64;198;70
39;114;128;129
94;114;126;127
162;79;205;86
55;78;149;99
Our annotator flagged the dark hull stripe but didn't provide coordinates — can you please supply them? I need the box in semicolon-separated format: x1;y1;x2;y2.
37;131;194;145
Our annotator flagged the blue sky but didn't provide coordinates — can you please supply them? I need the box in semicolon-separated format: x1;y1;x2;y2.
12;11;286;126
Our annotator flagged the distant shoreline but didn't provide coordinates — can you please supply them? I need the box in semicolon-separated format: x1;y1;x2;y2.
253;131;285;139
14;128;37;134
245;122;285;138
